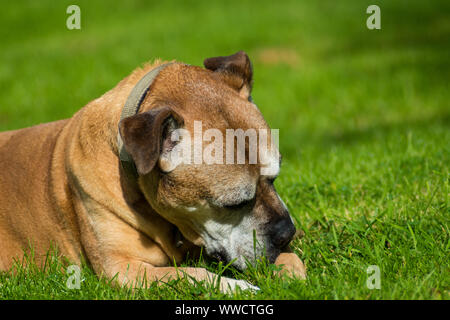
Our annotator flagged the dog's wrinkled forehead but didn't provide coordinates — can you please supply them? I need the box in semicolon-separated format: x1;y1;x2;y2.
139;59;265;127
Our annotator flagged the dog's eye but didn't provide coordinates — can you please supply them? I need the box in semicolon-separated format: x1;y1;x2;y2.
224;198;253;210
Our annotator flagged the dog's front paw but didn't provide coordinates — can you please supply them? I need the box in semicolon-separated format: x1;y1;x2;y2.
219;277;260;293
274;252;307;280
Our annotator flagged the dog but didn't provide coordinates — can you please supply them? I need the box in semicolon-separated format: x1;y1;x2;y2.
0;51;306;292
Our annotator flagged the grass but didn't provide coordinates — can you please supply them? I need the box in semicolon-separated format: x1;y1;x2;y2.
0;0;448;299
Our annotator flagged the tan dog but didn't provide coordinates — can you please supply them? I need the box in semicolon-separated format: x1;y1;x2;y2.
0;51;306;292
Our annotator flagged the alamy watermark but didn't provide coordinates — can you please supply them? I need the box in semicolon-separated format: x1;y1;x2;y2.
366;5;381;30
66;5;81;30
159;121;280;176
366;265;381;289
66;265;81;289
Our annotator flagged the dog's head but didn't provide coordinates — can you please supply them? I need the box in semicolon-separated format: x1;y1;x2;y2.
119;51;296;270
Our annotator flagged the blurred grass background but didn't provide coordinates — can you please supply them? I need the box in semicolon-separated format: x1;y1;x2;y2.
0;0;448;299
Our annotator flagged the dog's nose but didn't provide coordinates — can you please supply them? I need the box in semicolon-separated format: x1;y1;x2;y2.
270;218;296;248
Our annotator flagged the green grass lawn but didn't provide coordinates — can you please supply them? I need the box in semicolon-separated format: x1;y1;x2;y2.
0;0;448;299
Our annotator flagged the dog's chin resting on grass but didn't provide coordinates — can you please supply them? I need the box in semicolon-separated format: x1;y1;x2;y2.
0;51;306;293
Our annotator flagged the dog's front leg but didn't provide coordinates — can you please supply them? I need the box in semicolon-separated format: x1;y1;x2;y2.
105;261;259;293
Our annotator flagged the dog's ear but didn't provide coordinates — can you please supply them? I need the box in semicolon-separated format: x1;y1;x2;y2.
204;50;253;100
118;107;184;175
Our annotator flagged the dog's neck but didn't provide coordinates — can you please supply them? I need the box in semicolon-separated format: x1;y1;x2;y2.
65;60;196;263
116;62;189;250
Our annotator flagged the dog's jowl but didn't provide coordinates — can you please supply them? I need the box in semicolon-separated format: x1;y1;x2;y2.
0;51;306;292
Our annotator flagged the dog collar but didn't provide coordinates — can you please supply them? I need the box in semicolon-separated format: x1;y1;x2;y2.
117;62;186;249
117;62;174;179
